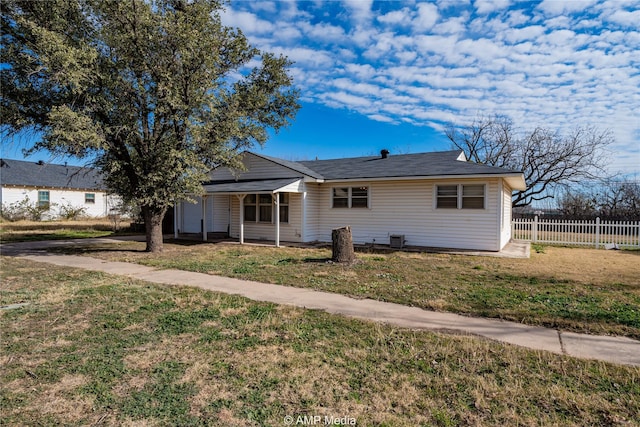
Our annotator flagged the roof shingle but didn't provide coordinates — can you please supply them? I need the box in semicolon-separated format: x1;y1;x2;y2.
0;159;105;190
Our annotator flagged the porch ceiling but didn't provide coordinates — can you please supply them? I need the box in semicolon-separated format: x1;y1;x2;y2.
202;177;303;194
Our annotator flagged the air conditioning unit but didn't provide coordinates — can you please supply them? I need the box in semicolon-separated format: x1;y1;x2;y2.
390;234;405;249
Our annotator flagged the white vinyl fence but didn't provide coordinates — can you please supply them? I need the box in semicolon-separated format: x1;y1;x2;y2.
512;216;640;249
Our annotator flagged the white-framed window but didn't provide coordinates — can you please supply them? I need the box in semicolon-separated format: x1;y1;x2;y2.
258;194;272;223
243;193;289;223
436;184;485;209
38;190;50;208
332;186;369;208
244;194;257;222
85;193;96;204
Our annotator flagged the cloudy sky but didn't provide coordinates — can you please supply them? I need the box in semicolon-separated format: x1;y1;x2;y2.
222;0;640;176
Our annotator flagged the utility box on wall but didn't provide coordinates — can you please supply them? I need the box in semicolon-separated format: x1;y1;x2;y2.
390;234;405;249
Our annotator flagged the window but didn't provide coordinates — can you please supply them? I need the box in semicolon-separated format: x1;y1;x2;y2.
351;187;369;208
278;193;289;223
436;184;485;209
242;193;289;223
462;185;485;209
436;185;458;209
332;186;369;208
332;188;349;208
85;193;95;204
244;194;256;222
258;194;272;223
38;190;50;208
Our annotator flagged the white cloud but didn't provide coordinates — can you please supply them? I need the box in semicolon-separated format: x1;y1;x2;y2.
474;0;511;15
299;21;347;43
537;0;598;16
274;47;335;68
219;9;273;34
342;0;373;23
377;8;411;25
607;9;640;28
502;25;546;43
412;3;439;32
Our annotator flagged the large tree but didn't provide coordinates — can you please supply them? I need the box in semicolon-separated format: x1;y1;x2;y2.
445;116;614;208
1;0;299;251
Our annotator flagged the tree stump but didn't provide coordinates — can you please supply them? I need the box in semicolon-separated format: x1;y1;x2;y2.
332;226;356;263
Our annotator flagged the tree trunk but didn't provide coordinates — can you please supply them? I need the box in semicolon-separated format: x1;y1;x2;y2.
332;226;356;263
142;205;167;253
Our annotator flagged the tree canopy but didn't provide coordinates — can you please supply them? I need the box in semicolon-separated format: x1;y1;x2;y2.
1;0;300;251
445;116;614;208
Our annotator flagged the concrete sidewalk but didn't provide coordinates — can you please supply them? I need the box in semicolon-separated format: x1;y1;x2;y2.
2;239;639;367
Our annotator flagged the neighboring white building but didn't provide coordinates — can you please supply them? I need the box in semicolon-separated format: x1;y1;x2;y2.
176;150;527;252
0;158;115;219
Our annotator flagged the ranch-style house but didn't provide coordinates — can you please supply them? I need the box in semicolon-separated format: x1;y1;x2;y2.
175;149;526;252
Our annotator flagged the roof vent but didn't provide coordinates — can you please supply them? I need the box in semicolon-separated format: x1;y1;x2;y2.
380;149;390;159
36;160;44;165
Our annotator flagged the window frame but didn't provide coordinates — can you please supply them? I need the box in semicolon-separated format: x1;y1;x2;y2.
37;190;50;208
243;194;257;222
242;193;290;224
258;194;273;223
331;186;370;209
435;183;486;210
85;193;96;204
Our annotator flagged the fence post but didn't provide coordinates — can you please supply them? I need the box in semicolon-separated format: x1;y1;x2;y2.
533;215;538;243
595;217;600;249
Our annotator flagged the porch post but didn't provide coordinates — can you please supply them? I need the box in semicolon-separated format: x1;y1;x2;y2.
173;202;178;239
202;195;208;242
274;192;280;248
237;194;246;244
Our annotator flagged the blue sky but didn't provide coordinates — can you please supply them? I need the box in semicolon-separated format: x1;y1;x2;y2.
3;0;639;177
223;0;640;176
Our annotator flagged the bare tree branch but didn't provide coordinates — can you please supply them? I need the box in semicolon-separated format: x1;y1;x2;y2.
447;117;613;208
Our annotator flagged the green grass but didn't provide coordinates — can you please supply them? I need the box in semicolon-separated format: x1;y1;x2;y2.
0;219;132;243
63;241;640;340
2;256;639;426
0;229;116;242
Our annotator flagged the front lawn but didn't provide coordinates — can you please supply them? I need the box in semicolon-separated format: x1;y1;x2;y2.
1;257;639;426
0;219;132;243
60;241;640;339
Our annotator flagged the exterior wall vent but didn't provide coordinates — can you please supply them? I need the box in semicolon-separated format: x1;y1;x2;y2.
390;234;405;249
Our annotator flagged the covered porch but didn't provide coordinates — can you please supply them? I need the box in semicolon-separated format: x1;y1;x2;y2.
174;178;304;247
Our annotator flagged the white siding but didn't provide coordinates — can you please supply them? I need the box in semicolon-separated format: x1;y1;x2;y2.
180;199;203;233
229;193;303;242
179;195;230;234
309;178;501;251
213;195;230;233
303;183;321;241
1;186;112;218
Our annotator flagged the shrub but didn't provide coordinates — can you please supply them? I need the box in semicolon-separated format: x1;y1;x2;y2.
58;201;88;220
0;197;54;221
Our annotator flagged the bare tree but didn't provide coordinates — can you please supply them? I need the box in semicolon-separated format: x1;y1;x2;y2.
558;181;640;220
446;116;614;208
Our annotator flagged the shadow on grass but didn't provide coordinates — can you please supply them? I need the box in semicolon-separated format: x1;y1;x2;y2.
276;257;332;265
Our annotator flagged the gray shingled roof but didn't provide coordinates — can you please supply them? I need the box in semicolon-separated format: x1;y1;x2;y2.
249;152;324;179
296;150;523;180
0;159;105;190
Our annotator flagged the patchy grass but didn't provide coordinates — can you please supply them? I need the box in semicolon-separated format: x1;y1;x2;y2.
0;219;132;243
1;256;639;426
60;241;640;340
